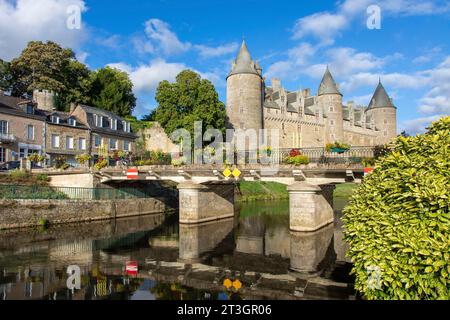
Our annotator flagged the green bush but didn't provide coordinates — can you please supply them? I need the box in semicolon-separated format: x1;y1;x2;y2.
285;155;310;165
362;157;376;167
343;116;450;300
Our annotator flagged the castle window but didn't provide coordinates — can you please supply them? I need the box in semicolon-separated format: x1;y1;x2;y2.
329;106;334;112
239;105;244;114
330;120;335;126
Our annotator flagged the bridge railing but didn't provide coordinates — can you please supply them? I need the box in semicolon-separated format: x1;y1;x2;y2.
0;185;157;200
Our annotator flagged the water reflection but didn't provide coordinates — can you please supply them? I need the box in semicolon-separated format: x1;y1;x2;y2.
0;200;354;300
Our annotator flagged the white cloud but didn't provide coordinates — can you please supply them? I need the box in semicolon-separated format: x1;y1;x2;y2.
291;0;450;43
76;51;89;64
0;0;88;61
292;13;347;44
109;59;188;94
418;56;450;115
143;19;191;55
97;35;121;49
400;114;445;134
194;42;239;59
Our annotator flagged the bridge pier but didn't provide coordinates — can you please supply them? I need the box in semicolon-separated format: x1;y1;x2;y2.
287;182;334;232
289;224;335;275
177;182;235;224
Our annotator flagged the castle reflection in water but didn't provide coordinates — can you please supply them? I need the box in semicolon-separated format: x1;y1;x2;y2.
0;200;354;300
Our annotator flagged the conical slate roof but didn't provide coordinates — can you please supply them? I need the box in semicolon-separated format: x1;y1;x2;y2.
228;40;260;78
318;66;341;96
368;80;395;109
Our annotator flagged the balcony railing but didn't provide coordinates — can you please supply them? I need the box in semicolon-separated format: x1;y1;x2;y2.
0;133;16;143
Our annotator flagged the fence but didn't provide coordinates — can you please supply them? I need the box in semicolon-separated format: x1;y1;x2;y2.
0;185;158;200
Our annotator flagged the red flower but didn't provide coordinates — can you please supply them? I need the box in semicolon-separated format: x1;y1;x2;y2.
289;149;301;157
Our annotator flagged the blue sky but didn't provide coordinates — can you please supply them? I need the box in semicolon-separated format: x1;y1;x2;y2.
1;0;450;133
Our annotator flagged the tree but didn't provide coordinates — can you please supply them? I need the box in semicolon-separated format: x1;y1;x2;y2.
9;41;91;110
88;66;136;117
0;59;12;92
343;116;450;300
152;70;226;142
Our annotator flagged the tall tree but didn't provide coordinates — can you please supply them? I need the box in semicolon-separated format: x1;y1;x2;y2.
0;59;12;92
152;70;226;140
88;66;136;117
9;41;91;110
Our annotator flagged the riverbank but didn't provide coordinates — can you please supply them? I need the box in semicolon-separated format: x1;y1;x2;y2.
236;181;289;202
235;181;358;203
0;198;175;230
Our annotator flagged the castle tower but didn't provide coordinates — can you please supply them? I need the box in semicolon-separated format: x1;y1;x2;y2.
366;80;397;145
32;89;57;111
317;67;343;144
226;40;263;132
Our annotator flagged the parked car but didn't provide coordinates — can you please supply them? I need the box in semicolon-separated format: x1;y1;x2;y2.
0;161;20;171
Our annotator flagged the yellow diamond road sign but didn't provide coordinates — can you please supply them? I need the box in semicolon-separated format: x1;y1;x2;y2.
223;168;232;178
232;168;241;178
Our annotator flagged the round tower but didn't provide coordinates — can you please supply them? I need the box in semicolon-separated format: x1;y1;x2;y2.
32;89;57;111
226;40;263;132
366;80;397;145
317;67;344;144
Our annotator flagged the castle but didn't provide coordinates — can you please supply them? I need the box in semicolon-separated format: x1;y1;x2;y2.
226;41;397;148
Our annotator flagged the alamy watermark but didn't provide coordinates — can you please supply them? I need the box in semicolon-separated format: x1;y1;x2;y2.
366;266;382;290
168;122;281;174
66;5;82;30
367;5;382;30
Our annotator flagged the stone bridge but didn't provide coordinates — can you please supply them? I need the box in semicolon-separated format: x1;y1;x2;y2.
42;165;363;232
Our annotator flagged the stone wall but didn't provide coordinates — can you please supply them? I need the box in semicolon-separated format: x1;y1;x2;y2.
140;122;179;154
0;197;172;230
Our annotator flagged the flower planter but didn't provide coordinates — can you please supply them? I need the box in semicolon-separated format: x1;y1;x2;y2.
330;147;349;154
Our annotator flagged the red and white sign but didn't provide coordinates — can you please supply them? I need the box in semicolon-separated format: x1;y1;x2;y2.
126;261;138;276
364;167;374;176
126;168;139;179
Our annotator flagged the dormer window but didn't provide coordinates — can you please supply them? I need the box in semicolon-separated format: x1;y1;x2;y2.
51;115;60;124
26;104;34;114
111;119;117;130
68;118;77;127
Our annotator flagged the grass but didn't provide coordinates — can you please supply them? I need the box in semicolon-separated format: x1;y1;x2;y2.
236;181;288;202
334;183;358;199
0;170;50;186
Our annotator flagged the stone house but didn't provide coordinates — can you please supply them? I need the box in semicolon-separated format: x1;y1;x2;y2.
0;90;138;167
43;110;90;167
0;94;46;163
70;104;138;163
139;122;178;154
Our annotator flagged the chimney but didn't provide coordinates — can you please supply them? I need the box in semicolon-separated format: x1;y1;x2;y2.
70;102;77;113
303;88;311;97
271;78;281;91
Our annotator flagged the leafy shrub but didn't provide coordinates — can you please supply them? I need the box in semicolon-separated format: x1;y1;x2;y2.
75;154;91;165
285;155;310;166
27;153;45;163
135;150;171;166
362;157;376;167
54;156;70;170
36;174;50;182
94;157;108;170
9;169;29;179
171;156;187;167
343;116;450;300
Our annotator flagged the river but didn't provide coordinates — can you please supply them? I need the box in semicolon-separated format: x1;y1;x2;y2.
0;198;355;300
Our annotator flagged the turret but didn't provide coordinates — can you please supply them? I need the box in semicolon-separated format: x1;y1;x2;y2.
317;66;343;144
366;80;397;144
33;89;57;111
226;40;263;133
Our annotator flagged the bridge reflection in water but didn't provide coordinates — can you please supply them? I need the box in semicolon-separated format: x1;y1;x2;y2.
0;200;354;300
